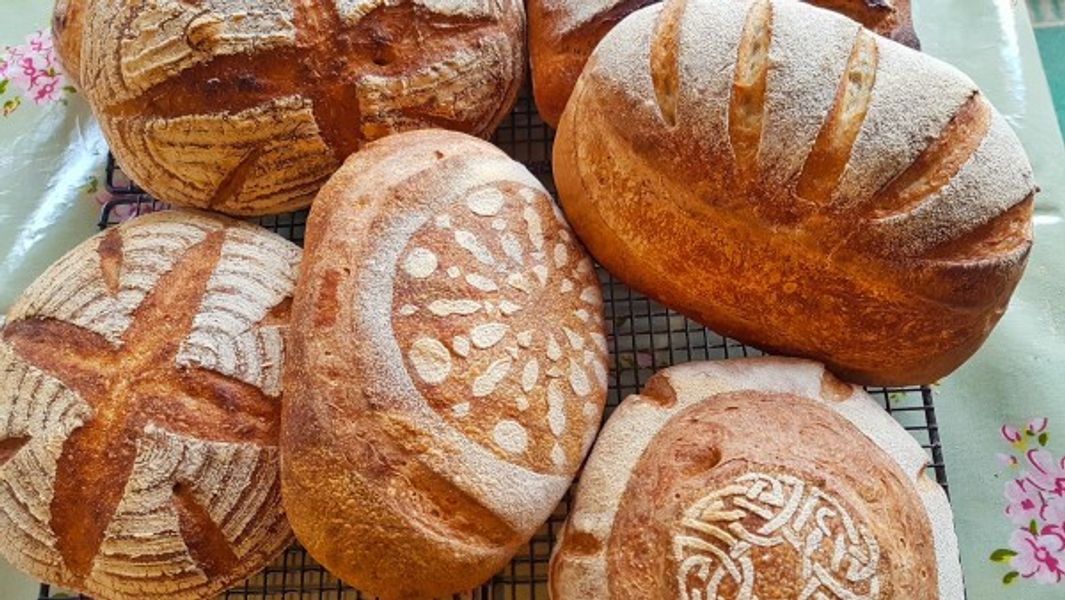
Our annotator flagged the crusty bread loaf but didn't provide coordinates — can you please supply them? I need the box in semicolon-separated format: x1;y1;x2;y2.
0;211;301;599
554;0;1036;385
51;0;84;87
530;0;919;127
282;130;609;599
52;0;525;216
550;358;962;599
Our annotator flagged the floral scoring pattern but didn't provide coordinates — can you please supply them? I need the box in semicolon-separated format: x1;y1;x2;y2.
0;30;74;116
991;418;1065;586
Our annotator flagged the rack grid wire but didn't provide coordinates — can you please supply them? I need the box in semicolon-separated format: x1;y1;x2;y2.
38;88;948;600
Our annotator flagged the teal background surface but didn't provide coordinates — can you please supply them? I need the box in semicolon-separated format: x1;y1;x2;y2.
1030;0;1065;139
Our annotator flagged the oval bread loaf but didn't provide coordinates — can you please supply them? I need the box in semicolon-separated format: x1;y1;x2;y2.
53;0;525;216
529;0;919;127
282;130;610;599
0;211;301;600
554;0;1036;385
550;358;962;599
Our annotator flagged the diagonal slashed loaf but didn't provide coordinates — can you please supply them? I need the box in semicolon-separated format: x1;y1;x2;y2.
554;0;1036;386
550;358;962;599
0;211;301;599
529;0;919;127
52;0;525;216
282;130;609;599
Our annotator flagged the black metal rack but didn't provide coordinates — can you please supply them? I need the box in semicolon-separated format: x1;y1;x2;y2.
39;88;947;600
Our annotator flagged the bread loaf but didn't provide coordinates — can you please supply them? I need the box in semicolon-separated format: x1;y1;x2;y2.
0;211;301;599
282;130;609;599
52;0;525;216
554;0;1036;385
530;0;919;127
51;0;83;87
550;358;962;599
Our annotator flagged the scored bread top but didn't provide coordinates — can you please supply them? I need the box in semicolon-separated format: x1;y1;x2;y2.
529;0;918;127
0;211;301;600
538;0;916;40
57;0;524;216
283;129;608;598
549;358;962;599
553;0;1035;385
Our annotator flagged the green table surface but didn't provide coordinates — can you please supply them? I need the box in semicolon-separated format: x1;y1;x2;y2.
2;1;1065;598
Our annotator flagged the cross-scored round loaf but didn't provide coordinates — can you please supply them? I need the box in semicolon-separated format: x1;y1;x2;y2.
282;130;609;599
52;0;525;216
529;0;919;127
0;211;301;600
550;357;962;599
554;0;1036;385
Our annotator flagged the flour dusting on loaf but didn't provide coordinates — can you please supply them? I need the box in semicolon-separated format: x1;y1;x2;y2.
549;358;963;599
60;0;525;216
0;211;300;600
282;130;608;599
529;0;920;128
554;0;1035;385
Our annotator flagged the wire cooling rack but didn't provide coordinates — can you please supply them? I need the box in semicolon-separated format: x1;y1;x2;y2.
39;89;948;600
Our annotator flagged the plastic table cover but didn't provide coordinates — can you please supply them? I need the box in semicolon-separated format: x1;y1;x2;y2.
1;0;1064;597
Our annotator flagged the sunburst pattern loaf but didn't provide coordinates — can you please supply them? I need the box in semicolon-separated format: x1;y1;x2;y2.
282;130;609;599
554;0;1036;386
0;211;301;599
52;0;525;216
550;357;963;599
529;0;919;127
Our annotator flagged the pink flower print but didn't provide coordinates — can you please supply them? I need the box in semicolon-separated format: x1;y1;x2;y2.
1043;495;1065;528
1006;478;1047;526
1011;528;1065;584
10;54;59;106
999;453;1020;468
1028;449;1065;498
33;79;60;104
27;31;51;55
14;55;40;87
1003;425;1024;445
1;30;73;115
1031;418;1050;435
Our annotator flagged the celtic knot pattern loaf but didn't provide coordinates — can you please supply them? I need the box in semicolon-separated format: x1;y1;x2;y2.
53;0;525;216
674;473;880;598
529;0;919;127
0;211;301;600
549;358;963;599
282;130;608;599
554;0;1036;385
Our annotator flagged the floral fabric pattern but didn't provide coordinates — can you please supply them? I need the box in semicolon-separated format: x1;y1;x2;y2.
992;418;1065;586
0;30;74;116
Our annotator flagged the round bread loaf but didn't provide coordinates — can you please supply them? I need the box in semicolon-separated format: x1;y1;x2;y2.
0;211;301;600
51;0;84;87
550;358;962;599
554;0;1036;385
52;0;525;216
529;0;919;127
282;130;609;599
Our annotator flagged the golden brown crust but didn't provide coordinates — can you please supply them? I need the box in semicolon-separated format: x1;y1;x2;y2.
553;0;1036;385
51;0;84;86
606;393;935;598
549;358;962;599
0;211;300;600
530;0;920;128
72;0;525;216
282;130;608;599
815;0;920;48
